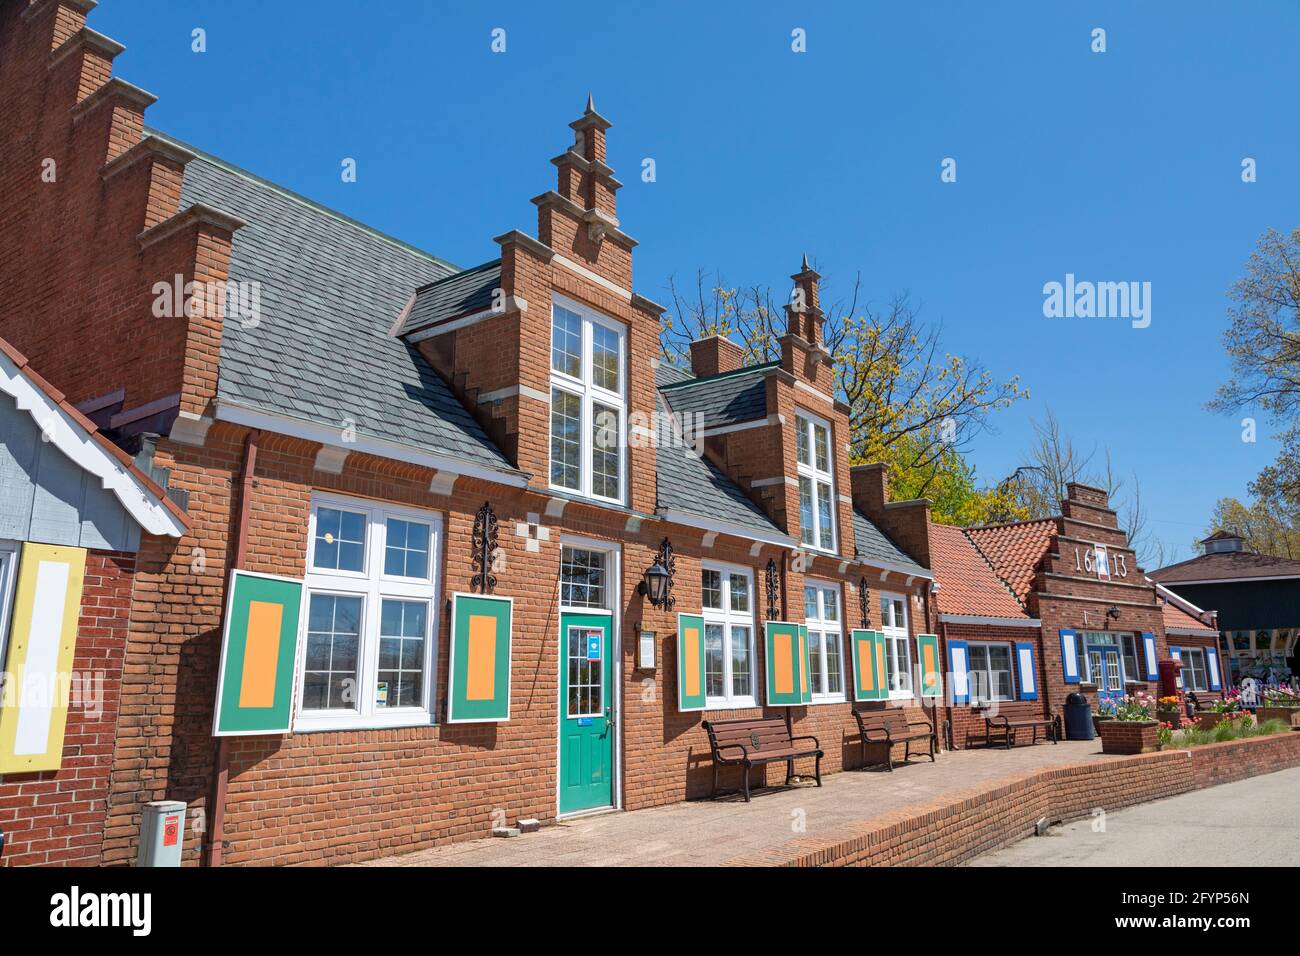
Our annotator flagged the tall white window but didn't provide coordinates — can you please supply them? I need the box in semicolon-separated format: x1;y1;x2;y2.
795;411;836;552
879;592;912;698
803;580;844;701
968;643;1013;703
1181;647;1209;692
299;494;441;731
550;297;626;504
1120;633;1141;683
701;562;756;708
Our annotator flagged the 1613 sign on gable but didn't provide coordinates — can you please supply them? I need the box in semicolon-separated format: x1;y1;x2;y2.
1072;543;1128;579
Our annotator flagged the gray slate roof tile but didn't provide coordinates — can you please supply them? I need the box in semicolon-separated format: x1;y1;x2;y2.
396;260;503;336
659;362;773;429
852;509;926;574
155;131;518;476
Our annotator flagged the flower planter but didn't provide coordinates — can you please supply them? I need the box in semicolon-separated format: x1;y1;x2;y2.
1195;712;1242;731
1098;719;1159;755
1092;716;1114;737
1257;707;1300;730
1156;706;1180;725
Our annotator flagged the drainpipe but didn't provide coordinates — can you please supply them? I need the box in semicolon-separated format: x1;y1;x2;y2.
203;428;260;867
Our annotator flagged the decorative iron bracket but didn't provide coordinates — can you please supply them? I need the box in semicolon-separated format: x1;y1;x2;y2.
859;576;871;629
765;558;781;621
471;501;499;594
654;537;676;611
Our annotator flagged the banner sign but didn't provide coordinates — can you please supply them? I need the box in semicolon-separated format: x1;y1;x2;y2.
213;570;303;736
0;544;87;772
447;592;513;723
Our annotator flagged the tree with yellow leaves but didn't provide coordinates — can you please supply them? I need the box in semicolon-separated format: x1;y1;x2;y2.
661;268;1027;525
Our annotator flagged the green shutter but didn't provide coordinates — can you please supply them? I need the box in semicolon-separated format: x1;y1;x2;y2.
765;621;810;706
851;629;888;701
447;592;513;723
916;633;943;699
213;570;304;736
676;613;707;711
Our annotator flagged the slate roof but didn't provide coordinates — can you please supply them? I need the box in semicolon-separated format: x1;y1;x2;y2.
1149;550;1300;583
395;259;503;337
154;131;519;477
851;510;927;575
965;519;1057;604
928;523;1027;619
652;389;785;539
659;362;774;430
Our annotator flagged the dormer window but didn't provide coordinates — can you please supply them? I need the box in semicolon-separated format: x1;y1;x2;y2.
796;411;836;552
549;296;626;504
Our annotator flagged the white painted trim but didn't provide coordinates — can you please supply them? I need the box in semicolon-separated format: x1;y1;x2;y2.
657;509;795;549
0;541;19;669
0;350;186;538
213;399;529;488
169;410;213;447
1166;627;1221;638
552;253;633;301
314;446;350;475
793;379;836;406
702;418;769;438
751;476;795;488
477;383;550;405
402;295;528;343
1152;573;1300;585
939;613;1041;628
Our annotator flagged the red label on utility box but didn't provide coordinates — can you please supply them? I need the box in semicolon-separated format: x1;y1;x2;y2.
163;815;180;847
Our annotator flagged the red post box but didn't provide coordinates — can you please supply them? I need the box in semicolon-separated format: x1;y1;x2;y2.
1159;658;1183;697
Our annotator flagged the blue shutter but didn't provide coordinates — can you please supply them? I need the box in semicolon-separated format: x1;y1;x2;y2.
1015;642;1038;701
948;639;970;705
1060;629;1080;684
1206;646;1222;691
1142;632;1158;681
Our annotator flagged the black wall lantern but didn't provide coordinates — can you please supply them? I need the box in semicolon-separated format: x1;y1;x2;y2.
639;538;675;609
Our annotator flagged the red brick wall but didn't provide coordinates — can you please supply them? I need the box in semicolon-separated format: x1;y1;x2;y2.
937;622;1048;749
0;0;236;416
96;421;931;866
0;549;134;867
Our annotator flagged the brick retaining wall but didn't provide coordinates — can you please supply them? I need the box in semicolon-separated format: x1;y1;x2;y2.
727;729;1300;866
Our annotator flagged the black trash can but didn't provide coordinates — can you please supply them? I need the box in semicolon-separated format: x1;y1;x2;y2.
1064;691;1094;740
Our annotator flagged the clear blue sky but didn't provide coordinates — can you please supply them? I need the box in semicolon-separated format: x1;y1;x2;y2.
95;0;1299;564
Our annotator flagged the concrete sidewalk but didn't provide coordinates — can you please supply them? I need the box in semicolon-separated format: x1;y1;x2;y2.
969;765;1300;866
358;739;1119;867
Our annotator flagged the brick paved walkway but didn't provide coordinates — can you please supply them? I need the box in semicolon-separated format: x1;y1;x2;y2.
358;740;1120;867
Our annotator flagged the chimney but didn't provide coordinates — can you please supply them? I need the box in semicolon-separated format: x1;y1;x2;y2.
850;463;933;569
689;335;744;378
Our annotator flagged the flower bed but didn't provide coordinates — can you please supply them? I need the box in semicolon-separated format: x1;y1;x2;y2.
1257;707;1300;729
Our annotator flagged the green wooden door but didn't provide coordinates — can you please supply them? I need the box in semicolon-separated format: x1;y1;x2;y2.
559;611;614;813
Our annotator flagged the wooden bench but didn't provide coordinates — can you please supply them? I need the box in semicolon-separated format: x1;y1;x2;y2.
979;701;1059;749
853;709;935;771
701;716;822;802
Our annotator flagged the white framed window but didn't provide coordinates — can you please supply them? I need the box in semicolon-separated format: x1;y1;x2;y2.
803;580;844;702
1081;631;1125;690
701;562;756;708
1119;633;1141;683
879;591;912;698
560;544;609;610
549;296;626;505
968;643;1014;703
795;411;836;552
1181;647;1209;692
297;493;441;731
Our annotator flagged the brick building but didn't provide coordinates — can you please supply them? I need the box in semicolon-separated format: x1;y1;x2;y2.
0;0;1215;868
0;338;188;865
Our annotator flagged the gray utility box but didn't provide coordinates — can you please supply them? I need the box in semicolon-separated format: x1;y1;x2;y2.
136;800;186;867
